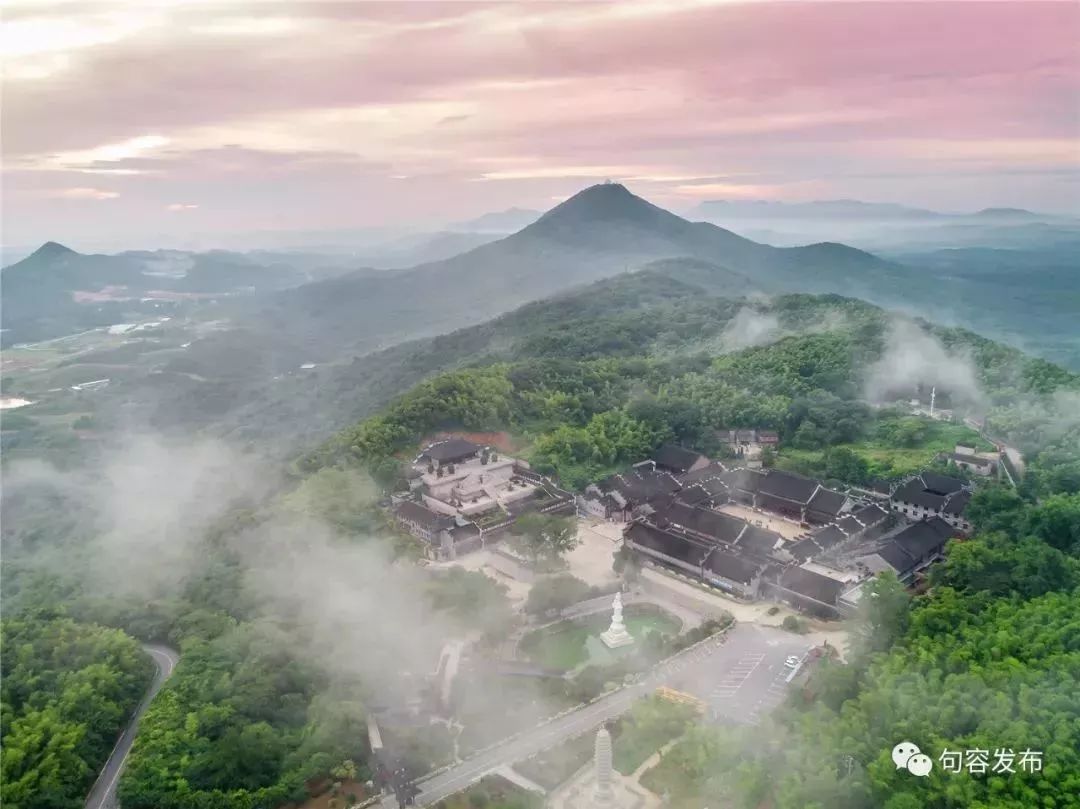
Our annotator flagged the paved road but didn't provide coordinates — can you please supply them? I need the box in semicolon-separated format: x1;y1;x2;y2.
84;644;179;809
384;624;811;808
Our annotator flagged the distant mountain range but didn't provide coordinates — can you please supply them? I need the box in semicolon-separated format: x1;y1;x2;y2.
689;199;942;221
687;198;1079;251
686;198;1063;222
6;182;1078;456
246;183;897;359
0;243;357;347
451;207;542;233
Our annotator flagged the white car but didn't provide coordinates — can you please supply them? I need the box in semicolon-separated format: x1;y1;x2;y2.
784;655;801;669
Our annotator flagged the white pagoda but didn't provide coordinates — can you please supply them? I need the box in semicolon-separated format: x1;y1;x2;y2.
600;592;635;649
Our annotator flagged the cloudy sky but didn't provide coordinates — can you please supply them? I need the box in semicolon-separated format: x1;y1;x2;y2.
3;0;1078;251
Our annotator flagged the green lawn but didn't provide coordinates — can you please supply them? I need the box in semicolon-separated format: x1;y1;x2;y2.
777;416;994;480
519;609;682;671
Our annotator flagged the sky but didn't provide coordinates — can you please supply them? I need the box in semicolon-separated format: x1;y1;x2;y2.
2;0;1078;251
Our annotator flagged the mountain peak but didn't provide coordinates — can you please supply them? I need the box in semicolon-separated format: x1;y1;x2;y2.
527;183;683;234
559;182;637;207
29;241;79;260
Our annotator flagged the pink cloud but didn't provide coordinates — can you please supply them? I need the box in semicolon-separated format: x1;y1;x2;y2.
48;187;119;200
2;1;1077;246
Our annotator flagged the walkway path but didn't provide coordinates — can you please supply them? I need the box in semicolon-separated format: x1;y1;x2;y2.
494;765;547;795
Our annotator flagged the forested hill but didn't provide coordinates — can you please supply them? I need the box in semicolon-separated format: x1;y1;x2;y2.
295;278;1080;809
209;264;758;450
301;269;1077;490
238;183;896;362
4;272;1078;809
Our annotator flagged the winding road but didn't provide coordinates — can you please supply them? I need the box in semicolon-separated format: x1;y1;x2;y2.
80;625;805;809
84;643;179;809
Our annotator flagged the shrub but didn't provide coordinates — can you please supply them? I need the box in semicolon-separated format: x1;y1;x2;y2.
781;615;808;633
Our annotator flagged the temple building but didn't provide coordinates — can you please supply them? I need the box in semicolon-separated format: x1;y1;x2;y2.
393;437;574;559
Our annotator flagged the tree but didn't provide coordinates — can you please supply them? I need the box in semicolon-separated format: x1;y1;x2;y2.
965;484;1026;534
281;468;380;535
612;546;642;583
627;397;706;446
1023;492;1080;554
524;574;591;615
851;572;910;658
425;568;513;638
780;615;807;633
822;447;870;484
330;759;358;781
875;416;928;448
1;617;154;809
512;514;579;567
932;533;1078;598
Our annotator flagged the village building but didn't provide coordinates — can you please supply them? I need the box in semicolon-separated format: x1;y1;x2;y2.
757;430;780;447
395;438;573;559
650;444;711;476
719;468;850;525
603;449;975;618
417;437;485;468
717;428;779;459
644;500;787;562
764;565;847;618
785;503;892;563
623;521;765;598
393;501;483;559
852;517;956;585
942;444;999;476
578;466;682;521
890;471;973;533
850;479;893;501
675;462;732;503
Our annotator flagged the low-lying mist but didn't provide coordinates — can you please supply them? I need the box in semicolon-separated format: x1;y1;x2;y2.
1;434;547;730
862;318;985;408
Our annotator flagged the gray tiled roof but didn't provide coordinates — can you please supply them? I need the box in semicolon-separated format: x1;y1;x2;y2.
777;566;845;605
653;444;707;474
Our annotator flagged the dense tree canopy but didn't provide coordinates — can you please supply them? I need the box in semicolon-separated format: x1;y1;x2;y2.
1;615;155;809
119;623;371;809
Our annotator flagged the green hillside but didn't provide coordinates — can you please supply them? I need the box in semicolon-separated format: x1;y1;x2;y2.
296;281;1080;809
4;274;1078;809
303;277;1078;496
